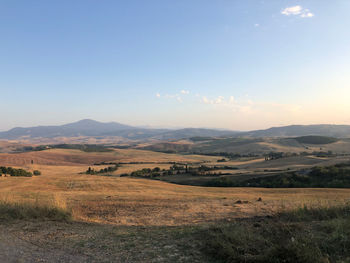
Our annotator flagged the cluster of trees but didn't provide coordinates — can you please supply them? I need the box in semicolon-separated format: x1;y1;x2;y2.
169;164;222;175
264;151;336;161
130;167;162;178
193;150;339;162
295;135;338;145
264;152;299;161
206;163;350;188
189;136;215;142
86;164;119;175
312;151;334;157
20;145;49;152
192;152;259;159
19;144;113;153
0;167;41;177
126;164;239;178
52;144;113;152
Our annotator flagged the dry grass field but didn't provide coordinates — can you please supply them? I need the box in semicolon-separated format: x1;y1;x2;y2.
143;137;350;155
1;148;350;262
0;148;217;166
1;148;349;226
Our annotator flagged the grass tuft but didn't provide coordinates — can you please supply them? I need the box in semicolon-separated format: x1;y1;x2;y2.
203;204;350;263
0;194;72;221
0;201;71;221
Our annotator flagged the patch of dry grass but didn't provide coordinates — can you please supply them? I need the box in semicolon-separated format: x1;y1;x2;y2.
0;193;71;221
0;149;349;226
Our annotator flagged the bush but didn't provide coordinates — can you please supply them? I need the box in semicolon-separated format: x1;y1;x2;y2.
33;170;41;176
0;166;32;177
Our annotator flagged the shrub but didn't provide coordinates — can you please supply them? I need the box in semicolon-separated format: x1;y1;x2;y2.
0;166;32;177
33;170;41;176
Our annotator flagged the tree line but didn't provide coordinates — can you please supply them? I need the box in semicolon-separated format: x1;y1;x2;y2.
0;166;41;177
86;164;119;175
206;163;350;188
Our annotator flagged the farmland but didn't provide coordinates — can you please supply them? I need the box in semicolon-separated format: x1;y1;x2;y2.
0;145;350;262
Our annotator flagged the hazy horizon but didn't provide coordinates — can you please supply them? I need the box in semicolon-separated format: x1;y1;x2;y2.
1;118;350;134
1;1;349;131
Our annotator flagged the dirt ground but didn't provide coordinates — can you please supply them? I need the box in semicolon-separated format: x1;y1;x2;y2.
0;220;209;263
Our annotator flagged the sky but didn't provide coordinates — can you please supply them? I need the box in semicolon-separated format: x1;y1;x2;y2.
1;0;350;131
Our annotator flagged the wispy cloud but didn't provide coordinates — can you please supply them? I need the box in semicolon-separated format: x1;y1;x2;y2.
199;94;302;117
180;90;190;95
281;5;314;18
156;90;187;103
300;11;314;18
281;5;302;15
201;95;235;105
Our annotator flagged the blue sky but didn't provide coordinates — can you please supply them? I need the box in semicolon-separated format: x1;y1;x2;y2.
1;1;350;131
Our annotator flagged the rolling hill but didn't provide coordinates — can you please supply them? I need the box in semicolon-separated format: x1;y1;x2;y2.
241;124;350;138
0;119;133;139
0;119;234;141
142;136;350;155
1;120;350;142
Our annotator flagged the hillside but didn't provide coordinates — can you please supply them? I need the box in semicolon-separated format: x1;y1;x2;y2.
143;137;350;155
1;120;350;142
241;124;350;138
0;120;234;141
0;119;133;139
152;128;238;140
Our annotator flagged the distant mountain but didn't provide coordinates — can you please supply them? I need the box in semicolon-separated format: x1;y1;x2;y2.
0;120;239;141
0;119;136;139
241;125;350;138
1;120;350;141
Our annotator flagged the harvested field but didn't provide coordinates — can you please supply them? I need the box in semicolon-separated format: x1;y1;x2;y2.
1;161;350;226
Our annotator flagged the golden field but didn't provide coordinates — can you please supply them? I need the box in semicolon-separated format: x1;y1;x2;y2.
1;148;349;226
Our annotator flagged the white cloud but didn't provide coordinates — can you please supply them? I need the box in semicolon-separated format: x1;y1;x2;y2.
199;94;303;118
201;95;234;105
300;11;314;18
180;90;190;95
215;96;224;104
254;23;260;27
281;5;302;15
229;96;235;104
164;94;176;99
156;93;161;98
281;5;314;18
202;96;210;104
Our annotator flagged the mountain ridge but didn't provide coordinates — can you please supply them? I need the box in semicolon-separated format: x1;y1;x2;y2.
1;120;350;140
